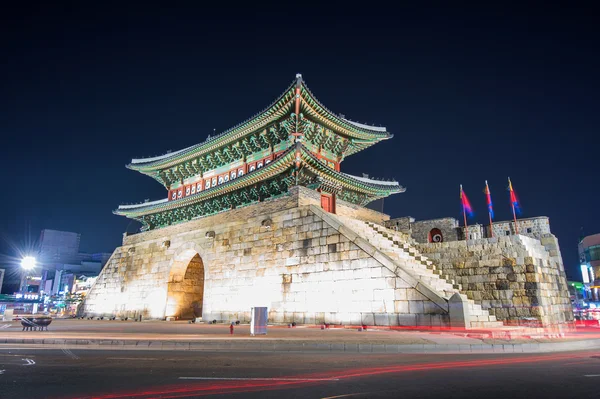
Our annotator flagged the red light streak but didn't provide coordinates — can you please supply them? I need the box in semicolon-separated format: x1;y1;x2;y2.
64;352;599;399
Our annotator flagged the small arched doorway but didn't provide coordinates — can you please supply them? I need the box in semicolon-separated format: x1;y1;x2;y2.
166;253;205;319
428;228;443;243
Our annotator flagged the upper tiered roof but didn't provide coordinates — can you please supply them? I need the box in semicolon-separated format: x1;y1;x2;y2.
127;75;392;188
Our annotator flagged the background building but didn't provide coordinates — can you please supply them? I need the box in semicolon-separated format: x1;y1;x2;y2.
568;281;585;306
31;229;111;296
5;229;113;316
579;233;600;302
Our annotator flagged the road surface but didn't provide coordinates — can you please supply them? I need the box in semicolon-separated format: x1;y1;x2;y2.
1;347;599;398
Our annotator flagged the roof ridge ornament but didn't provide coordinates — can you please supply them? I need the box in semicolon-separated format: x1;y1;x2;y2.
293;73;303;143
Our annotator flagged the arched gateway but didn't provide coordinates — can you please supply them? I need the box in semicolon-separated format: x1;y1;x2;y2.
165;249;205;320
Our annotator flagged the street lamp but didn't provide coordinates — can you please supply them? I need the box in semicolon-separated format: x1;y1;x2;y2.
20;256;36;293
19;256;41;314
21;256;36;271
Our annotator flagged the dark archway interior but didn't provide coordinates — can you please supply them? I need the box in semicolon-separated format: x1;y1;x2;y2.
166;254;205;319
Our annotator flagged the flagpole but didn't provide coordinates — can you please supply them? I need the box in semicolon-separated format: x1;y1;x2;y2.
485;180;494;238
511;202;519;235
461;184;469;241
509;177;519;235
464;205;469;241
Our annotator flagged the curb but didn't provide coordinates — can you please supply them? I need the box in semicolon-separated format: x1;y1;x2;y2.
2;338;600;354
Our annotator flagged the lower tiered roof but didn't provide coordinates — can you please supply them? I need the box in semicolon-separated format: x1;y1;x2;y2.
115;143;404;231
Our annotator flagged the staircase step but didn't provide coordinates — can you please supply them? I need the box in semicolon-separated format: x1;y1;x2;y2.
470;321;505;328
340;215;505;329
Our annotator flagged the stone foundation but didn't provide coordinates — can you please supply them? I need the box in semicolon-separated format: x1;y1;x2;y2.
83;186;572;329
83;187;452;327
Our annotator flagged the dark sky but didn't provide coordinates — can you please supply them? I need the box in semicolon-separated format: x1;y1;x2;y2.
1;3;598;281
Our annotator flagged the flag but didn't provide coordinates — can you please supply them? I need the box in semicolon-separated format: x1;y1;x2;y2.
508;177;521;215
460;184;474;218
484;180;494;219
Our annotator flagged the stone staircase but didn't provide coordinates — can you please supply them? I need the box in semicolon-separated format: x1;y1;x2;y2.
337;216;504;329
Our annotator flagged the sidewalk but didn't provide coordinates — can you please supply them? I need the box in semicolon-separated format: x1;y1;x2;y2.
1;319;599;354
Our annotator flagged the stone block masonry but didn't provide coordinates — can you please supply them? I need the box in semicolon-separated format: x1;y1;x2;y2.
83;186;570;329
416;235;573;328
83;187;452;327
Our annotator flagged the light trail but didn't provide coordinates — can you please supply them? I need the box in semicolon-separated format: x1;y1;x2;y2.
64;351;599;399
179;377;339;381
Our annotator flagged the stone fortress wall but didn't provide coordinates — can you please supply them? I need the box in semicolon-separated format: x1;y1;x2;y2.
416;236;572;327
389;217;461;243
83;187;502;328
83;187;572;329
385;215;571;327
491;217;551;238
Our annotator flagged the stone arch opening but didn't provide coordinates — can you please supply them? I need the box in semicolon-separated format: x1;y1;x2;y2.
428;228;443;243
166;253;205;320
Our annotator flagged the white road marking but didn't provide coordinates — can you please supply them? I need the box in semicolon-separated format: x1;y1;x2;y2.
0;369;5;374
0;324;11;329
22;358;35;366
584;374;600;377
61;348;80;360
0;354;35;358
178;377;339;381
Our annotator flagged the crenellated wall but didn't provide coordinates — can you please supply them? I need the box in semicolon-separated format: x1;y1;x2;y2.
387;215;553;243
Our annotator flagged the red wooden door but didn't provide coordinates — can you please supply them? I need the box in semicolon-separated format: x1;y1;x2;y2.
321;194;332;213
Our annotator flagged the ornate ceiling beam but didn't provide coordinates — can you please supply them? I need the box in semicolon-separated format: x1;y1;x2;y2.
198;156;209;171
190;160;201;175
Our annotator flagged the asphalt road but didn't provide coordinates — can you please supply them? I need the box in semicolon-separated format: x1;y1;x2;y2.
1;347;599;398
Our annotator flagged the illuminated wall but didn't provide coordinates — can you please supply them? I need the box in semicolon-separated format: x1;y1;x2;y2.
83;187;554;328
83;187;475;326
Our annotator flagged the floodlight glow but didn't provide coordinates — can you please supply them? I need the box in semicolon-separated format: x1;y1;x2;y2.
21;256;36;270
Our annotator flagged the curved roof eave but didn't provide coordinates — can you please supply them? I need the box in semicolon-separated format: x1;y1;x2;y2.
298;146;404;194
127;79;298;171
128;77;392;174
300;81;391;139
115;146;297;217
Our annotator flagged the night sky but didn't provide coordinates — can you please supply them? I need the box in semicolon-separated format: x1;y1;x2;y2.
1;3;598;282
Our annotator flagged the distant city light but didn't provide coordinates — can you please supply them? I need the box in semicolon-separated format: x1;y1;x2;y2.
21;256;36;270
581;265;590;283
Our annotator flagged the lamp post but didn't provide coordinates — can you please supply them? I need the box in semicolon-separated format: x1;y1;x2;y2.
20;256;40;314
20;256;36;292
